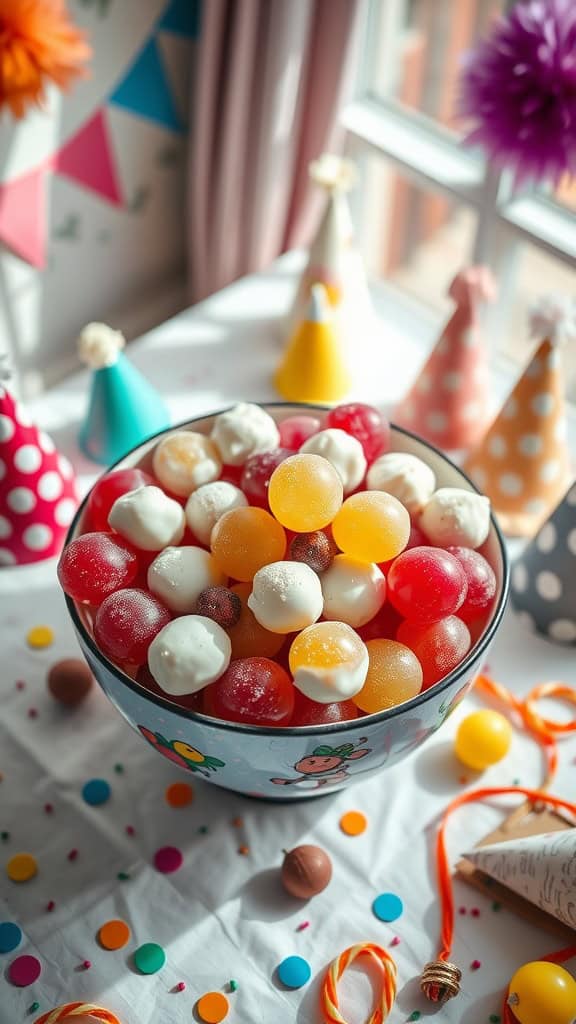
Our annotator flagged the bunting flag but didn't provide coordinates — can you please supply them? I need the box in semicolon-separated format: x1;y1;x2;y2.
159;0;201;37
53;110;122;206
0;168;47;268
109;36;183;132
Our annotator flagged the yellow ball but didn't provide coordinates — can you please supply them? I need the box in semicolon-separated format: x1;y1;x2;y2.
508;961;576;1024
454;709;512;771
268;454;343;532
353;639;423;713
331;491;410;563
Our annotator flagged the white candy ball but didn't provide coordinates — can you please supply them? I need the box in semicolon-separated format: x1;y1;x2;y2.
248;561;323;634
152;431;222;497
148;615;231;696
185;481;248;545
321;555;386;627
367;452;435;515
420;487;491;549
210;402;280;466
300;428;367;494
147;546;226;613
108;485;185;551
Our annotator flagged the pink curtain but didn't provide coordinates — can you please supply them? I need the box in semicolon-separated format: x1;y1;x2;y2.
188;0;360;303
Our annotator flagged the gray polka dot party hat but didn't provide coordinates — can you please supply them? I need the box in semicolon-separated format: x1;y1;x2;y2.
510;480;576;646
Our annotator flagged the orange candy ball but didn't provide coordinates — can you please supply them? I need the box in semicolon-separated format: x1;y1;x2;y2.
268;454;343;532
353;639;423;713
211;506;286;581
226;583;284;659
332;491;410;563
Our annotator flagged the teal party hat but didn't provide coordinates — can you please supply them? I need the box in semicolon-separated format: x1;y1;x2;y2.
78;322;170;465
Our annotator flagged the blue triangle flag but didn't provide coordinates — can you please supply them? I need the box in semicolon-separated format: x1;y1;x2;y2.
110;37;183;132
159;0;201;38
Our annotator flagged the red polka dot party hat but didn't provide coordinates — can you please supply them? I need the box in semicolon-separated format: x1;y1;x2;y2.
395;266;496;451
464;295;575;538
0;363;78;566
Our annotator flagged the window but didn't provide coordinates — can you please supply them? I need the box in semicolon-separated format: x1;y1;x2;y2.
343;0;576;398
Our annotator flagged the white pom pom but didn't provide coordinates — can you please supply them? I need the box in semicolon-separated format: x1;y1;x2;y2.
529;295;576;347
78;322;125;369
309;153;357;192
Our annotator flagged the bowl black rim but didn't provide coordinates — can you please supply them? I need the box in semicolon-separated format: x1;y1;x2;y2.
65;402;510;738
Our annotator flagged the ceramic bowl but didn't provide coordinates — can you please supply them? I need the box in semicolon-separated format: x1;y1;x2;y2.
64;404;509;800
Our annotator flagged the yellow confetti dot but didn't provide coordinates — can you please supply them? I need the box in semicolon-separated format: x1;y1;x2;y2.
6;852;38;882
26;626;54;649
339;811;367;836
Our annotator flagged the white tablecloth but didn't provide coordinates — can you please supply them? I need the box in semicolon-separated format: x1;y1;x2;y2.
2;261;575;1024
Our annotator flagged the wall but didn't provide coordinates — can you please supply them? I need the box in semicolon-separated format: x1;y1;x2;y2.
0;0;199;396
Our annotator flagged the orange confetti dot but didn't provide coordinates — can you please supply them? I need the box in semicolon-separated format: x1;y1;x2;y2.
26;625;54;649
98;919;131;950
339;811;367;836
238;845;249;856
232;817;243;827
197;991;229;1023
165;782;194;808
6;852;38;882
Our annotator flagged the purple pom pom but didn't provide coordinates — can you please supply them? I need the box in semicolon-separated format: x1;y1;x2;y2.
459;0;576;184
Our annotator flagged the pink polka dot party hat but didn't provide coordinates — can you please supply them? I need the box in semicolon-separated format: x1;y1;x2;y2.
394;266;496;451
0;360;78;566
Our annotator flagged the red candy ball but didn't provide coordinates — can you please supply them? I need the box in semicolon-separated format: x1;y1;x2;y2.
203;657;294;726
356;602;403;642
290;691;359;726
380;522;428;572
87;468;155;531
397;616;471;688
58;532;139;606
94;588;171;667
446;547;497;622
387;546;468;624
278;415;323;450
240;449;291;507
326;402;390;462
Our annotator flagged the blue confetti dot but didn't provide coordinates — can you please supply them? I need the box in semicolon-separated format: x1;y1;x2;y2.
372;892;404;922
277;955;311;989
82;779;111;806
0;921;22;954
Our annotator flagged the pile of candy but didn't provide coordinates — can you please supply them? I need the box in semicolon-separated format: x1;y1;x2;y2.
58;403;497;727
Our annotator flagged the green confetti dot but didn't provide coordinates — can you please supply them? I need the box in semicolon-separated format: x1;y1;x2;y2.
489;1016;501;1023
512;778;521;786
134;942;166;975
229;979;238;991
117;871;130;881
197;825;209;834
492;901;502;911
29;1003;40;1014
408;1014;421;1022
1;831;9;841
114;763;124;774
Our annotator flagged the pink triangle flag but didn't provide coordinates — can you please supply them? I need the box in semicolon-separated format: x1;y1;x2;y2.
0;167;47;268
54;110;122;206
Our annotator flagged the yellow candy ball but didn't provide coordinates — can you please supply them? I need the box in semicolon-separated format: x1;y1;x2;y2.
508;961;576;1024
211;507;286;581
331;491;410;563
268;454;343;532
454;709;512;771
354;639;423;713
289;621;368;703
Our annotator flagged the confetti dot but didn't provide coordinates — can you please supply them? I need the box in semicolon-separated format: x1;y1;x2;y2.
372;892;403;922
8;954;41;987
339;810;367;836
277;955;311;989
154;846;183;873
125;825;135;836
82;778;111;806
134;942;166;975
7;487;36;513
6;853;37;882
165;782;194;808
232;817;243;827
408;1013;421;1022
471;907;481;917
176;981;186;992
46;902;55;912
229;979;238;992
44;803;53;814
29;1001;40;1014
297;921;310;932
26;625;54;649
492;902;502;912
471;959;482;970
390;936;400;946
458;906;467;915
489;1016;501;1023
117;871;130;881
82;959;92;970
114;763;124;774
99;919;131;950
68;849;78;861
238;845;249;856
14;445;42;473
197;991;230;1023
0;921;22;953
1;832;10;841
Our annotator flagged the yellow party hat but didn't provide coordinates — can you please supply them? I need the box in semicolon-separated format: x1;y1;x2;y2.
274;283;352;404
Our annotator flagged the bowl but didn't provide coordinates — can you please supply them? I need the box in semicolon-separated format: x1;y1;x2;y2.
64;403;509;800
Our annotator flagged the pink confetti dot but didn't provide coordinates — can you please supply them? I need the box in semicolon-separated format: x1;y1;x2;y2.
9;954;42;987
458;907;467;915
44;803;54;814
82;959;92;970
46;901;55;912
15;680;25;691
67;849;78;861
390;936;401;947
471;959;482;970
28;708;38;719
471;907;481;917
154;846;183;874
176;982;186;992
125;825;135;836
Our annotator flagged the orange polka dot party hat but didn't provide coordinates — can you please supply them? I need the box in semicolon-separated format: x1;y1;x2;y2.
394;266;496;451
464;295;575;538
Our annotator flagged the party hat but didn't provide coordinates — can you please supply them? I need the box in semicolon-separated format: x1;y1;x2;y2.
395;266;496;450
286;154;375;352
0;358;78;566
275;284;352;404
462;829;576;932
464;295;575;537
510;480;576;645
78;323;170;465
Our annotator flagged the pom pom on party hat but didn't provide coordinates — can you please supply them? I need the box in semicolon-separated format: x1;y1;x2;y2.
0;359;78;567
78;322;171;466
510;479;576;646
464;295;575;537
275;284;352;403
395;266;496;450
286;154;375;356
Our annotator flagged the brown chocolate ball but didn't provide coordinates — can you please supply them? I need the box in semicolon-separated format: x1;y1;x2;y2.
289;531;335;573
47;659;94;706
281;844;332;899
196;586;242;629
